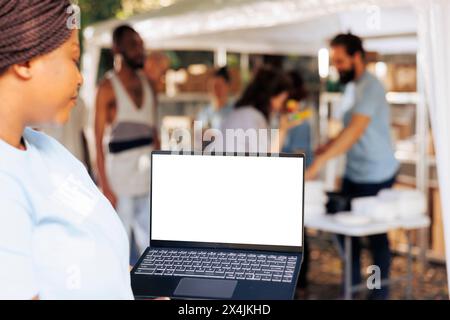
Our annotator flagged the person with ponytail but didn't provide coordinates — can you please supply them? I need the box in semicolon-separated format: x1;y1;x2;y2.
0;0;135;299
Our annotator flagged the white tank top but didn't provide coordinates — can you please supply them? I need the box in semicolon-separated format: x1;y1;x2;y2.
105;70;155;196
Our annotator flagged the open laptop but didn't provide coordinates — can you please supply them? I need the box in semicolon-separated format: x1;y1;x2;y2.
131;151;305;300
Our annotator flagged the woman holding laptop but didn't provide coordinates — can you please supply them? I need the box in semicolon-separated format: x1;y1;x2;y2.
0;0;160;300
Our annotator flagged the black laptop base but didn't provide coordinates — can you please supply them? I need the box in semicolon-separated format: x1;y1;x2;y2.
131;247;303;300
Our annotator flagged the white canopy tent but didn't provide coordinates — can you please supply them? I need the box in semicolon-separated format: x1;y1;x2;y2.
81;0;450;297
81;0;418;107
84;0;417;54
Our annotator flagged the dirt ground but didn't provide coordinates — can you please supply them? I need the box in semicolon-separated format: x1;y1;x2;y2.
295;235;448;300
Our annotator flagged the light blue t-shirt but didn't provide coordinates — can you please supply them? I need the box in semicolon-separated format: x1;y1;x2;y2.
197;101;234;129
282;121;313;168
343;71;399;183
0;128;134;299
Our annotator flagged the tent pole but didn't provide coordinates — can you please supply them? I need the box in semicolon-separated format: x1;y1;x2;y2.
416;52;429;269
240;53;250;85
214;47;227;67
80;43;101;110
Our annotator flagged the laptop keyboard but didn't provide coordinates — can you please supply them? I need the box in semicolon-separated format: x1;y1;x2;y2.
135;249;298;283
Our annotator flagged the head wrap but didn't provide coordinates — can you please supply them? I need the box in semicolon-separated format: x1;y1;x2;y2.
0;0;73;72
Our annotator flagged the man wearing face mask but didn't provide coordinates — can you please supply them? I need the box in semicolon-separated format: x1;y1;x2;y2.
95;25;158;258
306;33;399;299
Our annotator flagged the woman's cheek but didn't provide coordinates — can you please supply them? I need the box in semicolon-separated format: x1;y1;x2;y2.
51;59;73;89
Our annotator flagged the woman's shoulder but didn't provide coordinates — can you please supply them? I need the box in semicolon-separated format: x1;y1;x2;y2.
24;128;72;155
24;128;86;172
234;106;265;117
223;106;267;129
0;128;78;170
24;127;57;145
0;169;31;218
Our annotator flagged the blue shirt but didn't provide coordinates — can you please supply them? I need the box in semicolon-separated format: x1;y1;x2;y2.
282;122;313;168
343;71;399;183
0;128;133;299
197;101;234;129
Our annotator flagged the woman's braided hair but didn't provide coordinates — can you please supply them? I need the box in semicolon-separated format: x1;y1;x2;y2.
0;0;73;75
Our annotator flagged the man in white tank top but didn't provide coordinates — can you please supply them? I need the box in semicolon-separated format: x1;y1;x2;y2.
95;25;158;258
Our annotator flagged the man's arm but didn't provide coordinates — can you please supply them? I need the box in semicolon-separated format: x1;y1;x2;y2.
94;80;117;207
149;78;160;150
322;114;369;158
305;113;370;180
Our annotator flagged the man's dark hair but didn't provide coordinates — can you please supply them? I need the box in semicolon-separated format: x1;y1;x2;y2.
214;66;231;84
235;66;292;120
112;24;137;46
330;33;366;59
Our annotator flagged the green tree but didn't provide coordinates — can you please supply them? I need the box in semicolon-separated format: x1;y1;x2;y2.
78;0;123;29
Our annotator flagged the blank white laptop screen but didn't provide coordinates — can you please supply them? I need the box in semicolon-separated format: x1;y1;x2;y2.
151;154;304;248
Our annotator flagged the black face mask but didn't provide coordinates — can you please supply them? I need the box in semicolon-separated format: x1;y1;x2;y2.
121;51;144;70
338;66;356;85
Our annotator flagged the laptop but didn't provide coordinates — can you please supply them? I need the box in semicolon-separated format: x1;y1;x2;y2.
131;151;305;300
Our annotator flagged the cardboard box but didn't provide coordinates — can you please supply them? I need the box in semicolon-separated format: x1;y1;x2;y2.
388;64;417;92
431;188;445;259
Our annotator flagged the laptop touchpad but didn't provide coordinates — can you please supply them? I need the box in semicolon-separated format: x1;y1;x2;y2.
174;278;237;299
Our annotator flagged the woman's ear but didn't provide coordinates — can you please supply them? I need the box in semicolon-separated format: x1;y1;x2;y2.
11;61;33;80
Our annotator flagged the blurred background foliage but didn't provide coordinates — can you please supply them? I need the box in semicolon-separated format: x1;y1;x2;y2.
77;0;183;28
78;0;123;29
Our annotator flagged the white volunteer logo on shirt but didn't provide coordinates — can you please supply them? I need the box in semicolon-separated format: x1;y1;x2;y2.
50;174;98;223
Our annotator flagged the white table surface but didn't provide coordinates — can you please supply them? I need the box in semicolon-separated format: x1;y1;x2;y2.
304;214;430;237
